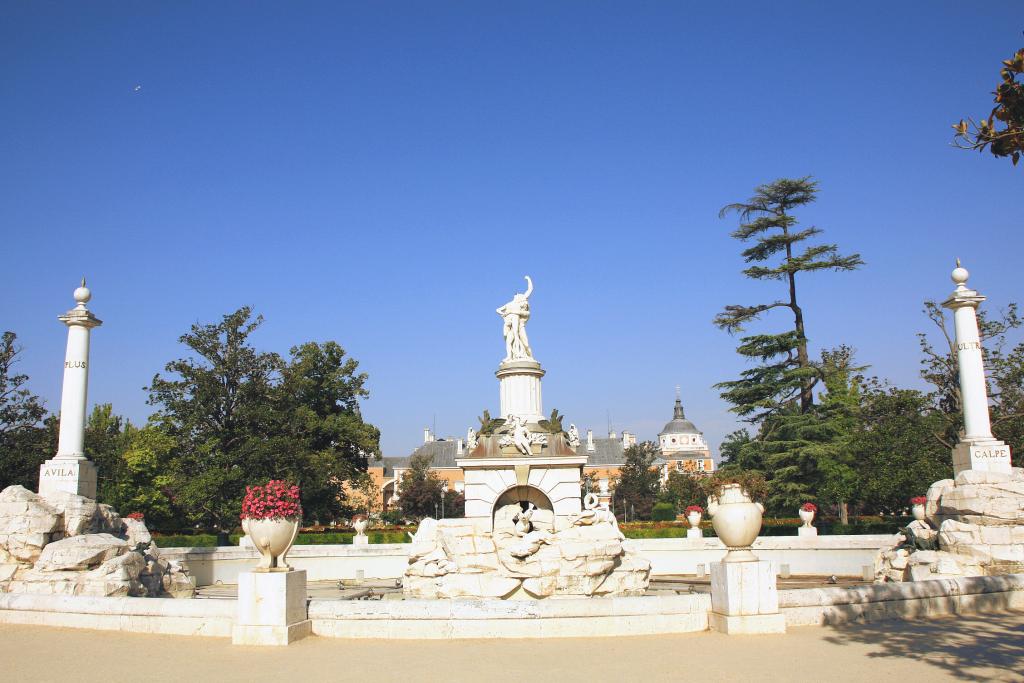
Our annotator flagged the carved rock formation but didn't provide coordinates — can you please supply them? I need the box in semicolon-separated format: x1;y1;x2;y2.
0;485;194;598
404;502;650;599
876;468;1024;582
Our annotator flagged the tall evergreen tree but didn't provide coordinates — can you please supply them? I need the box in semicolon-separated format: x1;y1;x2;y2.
715;177;863;419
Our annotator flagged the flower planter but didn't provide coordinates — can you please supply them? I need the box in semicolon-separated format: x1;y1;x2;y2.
686;511;702;529
707;484;763;562
353;517;369;537
242;517;300;571
798;508;815;528
912;503;926;522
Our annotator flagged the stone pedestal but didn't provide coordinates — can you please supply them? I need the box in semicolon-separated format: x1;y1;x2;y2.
952;438;1012;476
458;456;586;531
798;526;818;538
496;359;545;423
686;527;702;540
352;535;368;546
709;560;786;635
38;458;97;499
232;570;311;646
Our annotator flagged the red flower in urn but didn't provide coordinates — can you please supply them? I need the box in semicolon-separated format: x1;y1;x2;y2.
241;480;302;520
685;505;704;514
126;511;145;520
800;502;818;513
910;496;927;506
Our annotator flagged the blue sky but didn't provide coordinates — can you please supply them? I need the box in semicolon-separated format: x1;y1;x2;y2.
2;3;1021;457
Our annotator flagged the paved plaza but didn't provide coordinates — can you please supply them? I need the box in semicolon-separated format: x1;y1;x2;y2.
3;611;1023;682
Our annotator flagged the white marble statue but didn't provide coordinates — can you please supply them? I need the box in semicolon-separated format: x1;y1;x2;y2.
510;415;533;456
496;276;534;361
567;424;580;449
466;427;477;451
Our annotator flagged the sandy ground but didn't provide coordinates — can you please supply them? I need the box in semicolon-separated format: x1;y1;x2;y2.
3;611;1024;682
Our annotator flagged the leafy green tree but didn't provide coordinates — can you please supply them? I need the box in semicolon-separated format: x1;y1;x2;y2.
954;47;1024;166
613;442;662;520
398;453;447;521
0;332;51;489
84;404;134;503
272;341;381;523
715;177;863;419
661;470;706;512
147;308;381;529
147;307;281;529
847;382;951;513
104;424;178;527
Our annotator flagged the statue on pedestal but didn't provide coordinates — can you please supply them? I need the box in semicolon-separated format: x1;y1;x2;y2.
497;276;534;361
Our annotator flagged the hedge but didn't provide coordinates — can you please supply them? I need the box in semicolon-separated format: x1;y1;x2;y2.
152;530;414;548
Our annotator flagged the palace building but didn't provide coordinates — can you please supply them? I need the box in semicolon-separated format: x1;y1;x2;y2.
367;395;715;512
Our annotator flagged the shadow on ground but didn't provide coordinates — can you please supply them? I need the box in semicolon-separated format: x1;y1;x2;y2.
821;610;1024;681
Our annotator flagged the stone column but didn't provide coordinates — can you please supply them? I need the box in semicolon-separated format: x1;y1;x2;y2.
39;280;102;499
942;262;1012;475
495;359;545;423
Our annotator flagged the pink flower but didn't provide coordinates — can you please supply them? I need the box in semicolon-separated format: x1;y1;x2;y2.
240;479;303;521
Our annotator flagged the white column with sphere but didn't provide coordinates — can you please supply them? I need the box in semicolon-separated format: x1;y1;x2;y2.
39;280;102;499
942;262;1012;475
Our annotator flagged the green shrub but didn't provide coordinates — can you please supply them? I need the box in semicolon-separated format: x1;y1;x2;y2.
651;502;676;522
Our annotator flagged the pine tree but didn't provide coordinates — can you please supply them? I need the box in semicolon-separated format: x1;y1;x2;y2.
715;177;863;419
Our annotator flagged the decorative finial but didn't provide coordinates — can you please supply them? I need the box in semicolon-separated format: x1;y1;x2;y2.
73;278;91;306
951;260;969;287
955;258;961;268
675;385;681;400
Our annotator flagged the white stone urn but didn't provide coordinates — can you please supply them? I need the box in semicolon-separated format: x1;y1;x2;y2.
707;484;763;563
242;517;300;571
798;506;815;528
912;503;926;522
352;515;369;538
686;509;702;529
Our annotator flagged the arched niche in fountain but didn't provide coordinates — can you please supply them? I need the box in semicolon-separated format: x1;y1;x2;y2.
492;485;555;532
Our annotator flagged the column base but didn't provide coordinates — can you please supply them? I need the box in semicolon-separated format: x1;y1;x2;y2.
38;458;96;499
710;560;779;617
687;527;702;539
353;535;369;546
798;526;818;538
234;569;310;646
709;612;786;635
952;438;1012;476
232;621;312;646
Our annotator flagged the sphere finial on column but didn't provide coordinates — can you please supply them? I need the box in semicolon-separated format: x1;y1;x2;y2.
951;260;969;289
73;278;92;307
